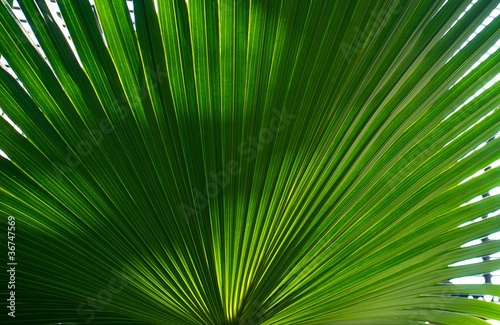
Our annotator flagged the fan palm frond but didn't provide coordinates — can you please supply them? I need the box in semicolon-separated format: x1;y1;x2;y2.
0;0;499;324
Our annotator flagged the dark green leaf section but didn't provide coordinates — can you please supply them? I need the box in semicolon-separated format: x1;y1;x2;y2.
0;0;499;324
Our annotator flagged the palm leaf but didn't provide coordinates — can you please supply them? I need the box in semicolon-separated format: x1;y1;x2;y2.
0;0;499;324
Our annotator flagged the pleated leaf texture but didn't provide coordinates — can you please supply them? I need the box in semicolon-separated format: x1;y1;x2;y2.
1;0;500;324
